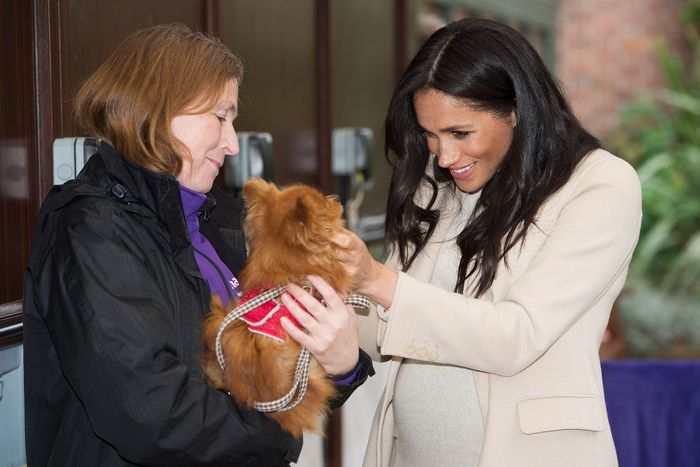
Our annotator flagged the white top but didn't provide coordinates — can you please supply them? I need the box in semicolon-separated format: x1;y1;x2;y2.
391;189;484;467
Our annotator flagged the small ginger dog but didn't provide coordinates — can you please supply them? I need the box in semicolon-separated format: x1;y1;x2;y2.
201;178;352;437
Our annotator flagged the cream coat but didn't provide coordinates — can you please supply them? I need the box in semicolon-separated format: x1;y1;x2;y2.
357;149;642;467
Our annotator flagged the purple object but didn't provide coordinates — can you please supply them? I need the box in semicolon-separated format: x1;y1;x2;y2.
180;185;241;306
602;359;700;467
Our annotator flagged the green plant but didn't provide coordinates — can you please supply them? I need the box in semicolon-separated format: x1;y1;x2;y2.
611;0;700;356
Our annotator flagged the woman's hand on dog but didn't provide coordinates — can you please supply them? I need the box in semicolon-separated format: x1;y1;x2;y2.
280;275;359;375
333;229;398;311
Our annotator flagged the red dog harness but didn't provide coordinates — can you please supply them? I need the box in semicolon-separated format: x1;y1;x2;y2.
214;284;371;412
237;287;304;342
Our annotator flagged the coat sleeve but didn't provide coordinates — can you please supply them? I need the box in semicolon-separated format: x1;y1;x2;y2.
328;348;375;409
375;154;642;376
33;202;301;466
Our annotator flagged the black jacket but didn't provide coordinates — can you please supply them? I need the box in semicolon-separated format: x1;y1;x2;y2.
23;145;372;466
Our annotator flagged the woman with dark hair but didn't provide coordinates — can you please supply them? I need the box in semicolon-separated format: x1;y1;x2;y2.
334;18;641;467
23;23;371;467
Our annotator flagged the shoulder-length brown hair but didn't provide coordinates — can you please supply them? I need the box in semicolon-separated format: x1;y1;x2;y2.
74;23;243;176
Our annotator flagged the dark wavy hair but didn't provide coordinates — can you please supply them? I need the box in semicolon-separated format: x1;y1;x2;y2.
384;18;600;297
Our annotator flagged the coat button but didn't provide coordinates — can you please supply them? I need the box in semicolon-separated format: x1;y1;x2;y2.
110;184;127;200
404;343;416;355
403;340;439;360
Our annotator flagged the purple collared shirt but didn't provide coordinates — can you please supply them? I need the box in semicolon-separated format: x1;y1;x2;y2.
180;185;241;306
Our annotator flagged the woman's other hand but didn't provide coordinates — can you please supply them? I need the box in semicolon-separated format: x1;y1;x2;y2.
280;275;359;375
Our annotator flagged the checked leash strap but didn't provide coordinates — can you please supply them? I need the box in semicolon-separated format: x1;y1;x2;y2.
215;285;371;413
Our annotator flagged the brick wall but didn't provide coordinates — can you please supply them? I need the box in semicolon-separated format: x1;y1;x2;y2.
556;0;690;139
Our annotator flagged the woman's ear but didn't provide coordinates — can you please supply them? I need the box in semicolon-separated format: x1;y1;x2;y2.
510;109;517;128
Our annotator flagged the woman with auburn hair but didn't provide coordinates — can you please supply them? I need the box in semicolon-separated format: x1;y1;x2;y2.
23;23;371;467
333;18;641;467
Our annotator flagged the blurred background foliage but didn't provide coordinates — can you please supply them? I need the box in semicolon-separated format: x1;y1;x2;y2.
610;0;700;357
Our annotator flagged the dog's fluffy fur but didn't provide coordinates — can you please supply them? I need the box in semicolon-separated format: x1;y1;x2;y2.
201;178;351;437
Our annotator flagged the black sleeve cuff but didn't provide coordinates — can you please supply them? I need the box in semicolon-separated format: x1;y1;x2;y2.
328;348;375;409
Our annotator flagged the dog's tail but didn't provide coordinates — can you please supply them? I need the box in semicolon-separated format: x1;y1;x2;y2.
200;296;228;388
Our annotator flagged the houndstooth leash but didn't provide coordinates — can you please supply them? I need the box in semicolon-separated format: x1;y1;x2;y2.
215;285;371;413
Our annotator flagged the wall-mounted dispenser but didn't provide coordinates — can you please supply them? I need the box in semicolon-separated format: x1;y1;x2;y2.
223;132;274;194
52;137;101;185
331;127;385;241
332;127;373;205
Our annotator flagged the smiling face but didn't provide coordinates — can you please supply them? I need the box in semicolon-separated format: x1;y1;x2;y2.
413;88;516;193
172;79;240;193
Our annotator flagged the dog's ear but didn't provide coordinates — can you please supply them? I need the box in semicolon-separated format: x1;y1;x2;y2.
291;193;314;224
285;191;340;247
242;178;277;209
